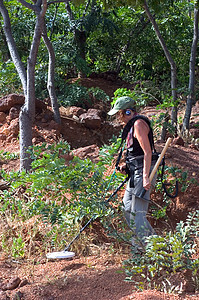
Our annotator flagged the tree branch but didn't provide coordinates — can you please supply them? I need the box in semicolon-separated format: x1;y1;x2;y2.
50;3;59;39
17;0;37;11
42;20;61;123
41;0;47;16
65;0;74;20
83;0;91;18
47;0;69;6
0;0;27;94
143;0;178;126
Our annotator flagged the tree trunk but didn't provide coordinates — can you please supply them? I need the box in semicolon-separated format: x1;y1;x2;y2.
182;6;199;133
20;1;47;171
75;29;87;78
143;0;178;128
0;0;27;95
49;3;59;40
188;0;192;18
160;112;170;141
65;0;87;78
42;21;61;124
1;0;48;171
116;15;150;75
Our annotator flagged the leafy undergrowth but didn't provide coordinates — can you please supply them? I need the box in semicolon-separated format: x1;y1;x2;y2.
0;140;199;296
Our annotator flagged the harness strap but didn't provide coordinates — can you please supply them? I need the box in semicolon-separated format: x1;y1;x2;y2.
116;115;156;169
115;115;178;199
115;147;124;171
120;115;156;152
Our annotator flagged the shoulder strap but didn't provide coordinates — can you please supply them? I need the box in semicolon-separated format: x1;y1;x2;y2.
120;115;155;151
121;115;142;142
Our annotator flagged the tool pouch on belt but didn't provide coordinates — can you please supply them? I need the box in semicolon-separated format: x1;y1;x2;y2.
126;163;136;188
126;152;162;188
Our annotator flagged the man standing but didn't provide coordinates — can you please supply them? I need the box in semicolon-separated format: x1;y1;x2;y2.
108;96;157;247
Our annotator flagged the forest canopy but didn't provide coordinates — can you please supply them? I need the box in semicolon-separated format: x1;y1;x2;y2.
0;1;196;98
0;0;198;169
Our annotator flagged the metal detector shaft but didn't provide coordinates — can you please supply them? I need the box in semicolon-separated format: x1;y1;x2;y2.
64;216;95;251
64;176;128;251
105;176;128;203
139;137;172;199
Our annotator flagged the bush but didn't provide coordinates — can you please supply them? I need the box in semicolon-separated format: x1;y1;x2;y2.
88;87;110;103
123;211;199;292
0;141;121;257
58;84;91;108
58;83;110;109
0;60;22;96
112;86;158;111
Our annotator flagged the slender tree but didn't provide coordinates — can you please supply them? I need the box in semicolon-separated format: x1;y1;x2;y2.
18;0;47;171
182;3;199;134
65;0;118;77
65;0;87;77
115;14;150;75
102;0;178;129
143;0;178;127
0;0;61;170
42;20;61;124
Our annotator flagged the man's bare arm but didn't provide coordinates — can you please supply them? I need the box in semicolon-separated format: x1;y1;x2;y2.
134;119;152;190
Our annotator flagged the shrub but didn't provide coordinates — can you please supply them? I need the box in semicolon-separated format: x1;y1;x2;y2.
112;86;157;111
0;141;121;257
58;83;110;109
123;211;199;292
0;60;22;96
58;84;91;108
88;87;110;103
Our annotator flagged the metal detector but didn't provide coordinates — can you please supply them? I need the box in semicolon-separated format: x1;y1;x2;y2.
46;177;128;259
46;138;172;259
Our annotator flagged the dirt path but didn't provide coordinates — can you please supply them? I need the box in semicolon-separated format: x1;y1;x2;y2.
1;248;199;300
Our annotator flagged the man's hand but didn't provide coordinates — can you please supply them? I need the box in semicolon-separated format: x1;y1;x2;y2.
143;175;151;190
120;164;127;174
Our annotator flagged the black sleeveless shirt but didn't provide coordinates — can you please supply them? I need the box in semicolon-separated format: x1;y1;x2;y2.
126;116;154;159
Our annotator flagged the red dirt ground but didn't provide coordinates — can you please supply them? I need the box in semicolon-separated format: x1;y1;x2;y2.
1;250;199;300
0;77;199;300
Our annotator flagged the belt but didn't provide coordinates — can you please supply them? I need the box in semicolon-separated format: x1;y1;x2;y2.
126;153;159;166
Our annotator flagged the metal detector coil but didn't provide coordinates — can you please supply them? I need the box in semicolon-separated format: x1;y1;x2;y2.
45;179;128;260
46;250;75;260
